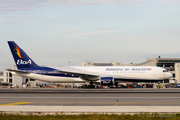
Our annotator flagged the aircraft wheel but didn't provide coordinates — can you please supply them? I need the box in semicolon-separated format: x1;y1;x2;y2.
84;85;87;89
90;85;95;89
88;85;91;89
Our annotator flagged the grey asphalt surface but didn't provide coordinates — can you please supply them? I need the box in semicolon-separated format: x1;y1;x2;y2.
0;88;180;106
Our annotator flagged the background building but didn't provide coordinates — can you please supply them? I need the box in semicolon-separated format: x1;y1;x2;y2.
175;63;180;83
1;66;26;87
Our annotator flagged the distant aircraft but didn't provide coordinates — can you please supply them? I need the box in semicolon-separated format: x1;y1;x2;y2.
7;41;172;88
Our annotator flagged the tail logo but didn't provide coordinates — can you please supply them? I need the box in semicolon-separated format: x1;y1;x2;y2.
17;59;32;65
14;46;23;58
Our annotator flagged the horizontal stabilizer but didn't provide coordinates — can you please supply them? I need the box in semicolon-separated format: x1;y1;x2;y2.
6;69;31;74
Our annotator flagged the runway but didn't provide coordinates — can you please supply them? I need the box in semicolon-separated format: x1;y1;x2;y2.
0;88;180;93
0;88;180;106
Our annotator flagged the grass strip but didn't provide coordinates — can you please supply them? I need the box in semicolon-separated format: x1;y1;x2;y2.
0;113;179;120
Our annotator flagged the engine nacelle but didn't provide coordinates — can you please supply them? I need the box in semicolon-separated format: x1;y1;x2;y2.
100;77;114;85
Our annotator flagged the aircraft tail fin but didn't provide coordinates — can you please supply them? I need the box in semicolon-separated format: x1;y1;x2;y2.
8;41;39;70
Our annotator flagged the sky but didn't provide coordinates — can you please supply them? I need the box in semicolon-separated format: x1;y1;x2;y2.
0;0;180;71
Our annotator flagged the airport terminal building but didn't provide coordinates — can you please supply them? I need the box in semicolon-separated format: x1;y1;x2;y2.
0;66;29;88
1;57;180;88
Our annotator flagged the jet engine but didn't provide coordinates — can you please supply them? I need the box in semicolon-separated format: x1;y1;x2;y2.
100;77;114;85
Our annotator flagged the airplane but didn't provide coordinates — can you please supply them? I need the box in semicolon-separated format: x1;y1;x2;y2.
7;41;172;88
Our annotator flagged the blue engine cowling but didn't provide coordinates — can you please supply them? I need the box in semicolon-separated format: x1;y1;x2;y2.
100;77;114;85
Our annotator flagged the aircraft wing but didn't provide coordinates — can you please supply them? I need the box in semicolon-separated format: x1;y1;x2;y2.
57;70;98;77
55;68;100;81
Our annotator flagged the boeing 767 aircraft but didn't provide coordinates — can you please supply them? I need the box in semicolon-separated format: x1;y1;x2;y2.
7;41;172;88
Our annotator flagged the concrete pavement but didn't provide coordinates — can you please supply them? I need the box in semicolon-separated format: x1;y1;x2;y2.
0;106;180;114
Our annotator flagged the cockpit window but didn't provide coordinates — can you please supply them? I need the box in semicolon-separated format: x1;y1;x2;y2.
163;70;168;72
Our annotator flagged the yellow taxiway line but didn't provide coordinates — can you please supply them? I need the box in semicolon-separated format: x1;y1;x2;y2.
0;102;33;106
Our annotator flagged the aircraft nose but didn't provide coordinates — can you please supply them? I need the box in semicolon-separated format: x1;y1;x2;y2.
167;72;172;78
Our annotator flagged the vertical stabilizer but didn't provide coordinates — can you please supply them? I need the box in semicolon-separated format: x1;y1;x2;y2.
8;41;39;70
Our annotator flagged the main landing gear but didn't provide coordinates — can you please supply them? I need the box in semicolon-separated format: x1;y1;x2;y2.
83;81;95;89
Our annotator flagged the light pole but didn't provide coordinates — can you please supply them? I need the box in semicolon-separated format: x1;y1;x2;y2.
68;61;71;66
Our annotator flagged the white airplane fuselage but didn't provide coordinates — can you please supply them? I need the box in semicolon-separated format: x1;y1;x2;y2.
11;66;172;83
